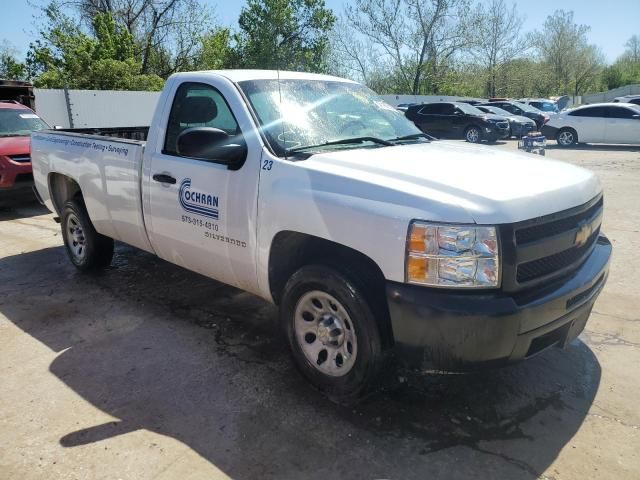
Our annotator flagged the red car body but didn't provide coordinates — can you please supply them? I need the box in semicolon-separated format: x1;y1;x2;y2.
0;102;48;190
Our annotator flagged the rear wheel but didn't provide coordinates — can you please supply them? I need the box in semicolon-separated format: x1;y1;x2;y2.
281;265;384;403
464;126;482;143
557;128;578;147
61;199;114;271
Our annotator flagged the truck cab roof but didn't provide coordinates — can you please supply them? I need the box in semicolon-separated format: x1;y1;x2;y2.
170;69;358;84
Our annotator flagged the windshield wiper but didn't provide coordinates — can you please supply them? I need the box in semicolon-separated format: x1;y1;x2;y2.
286;136;393;154
387;132;433;142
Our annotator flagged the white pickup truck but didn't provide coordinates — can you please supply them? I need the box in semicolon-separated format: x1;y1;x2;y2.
32;70;611;401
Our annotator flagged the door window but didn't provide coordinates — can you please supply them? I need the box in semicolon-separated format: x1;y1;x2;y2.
164;82;240;158
569;107;608;118
419;103;455;115
439;104;456;115
607;106;636;119
419;103;443;115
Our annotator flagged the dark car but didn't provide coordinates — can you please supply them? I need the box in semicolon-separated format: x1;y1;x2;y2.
613;95;640;106
476;105;536;138
481;101;549;130
405;101;510;143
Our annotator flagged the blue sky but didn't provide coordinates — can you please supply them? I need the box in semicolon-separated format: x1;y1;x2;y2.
2;0;638;63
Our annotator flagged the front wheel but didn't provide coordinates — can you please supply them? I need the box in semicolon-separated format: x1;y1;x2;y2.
281;265;384;403
61;199;114;271
557;128;578;147
464;126;482;143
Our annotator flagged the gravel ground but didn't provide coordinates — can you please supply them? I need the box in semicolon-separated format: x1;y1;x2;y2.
0;140;638;480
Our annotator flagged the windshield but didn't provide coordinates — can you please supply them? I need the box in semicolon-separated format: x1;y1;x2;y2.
0;109;49;137
238;79;422;156
530;101;558;113
456;103;484;115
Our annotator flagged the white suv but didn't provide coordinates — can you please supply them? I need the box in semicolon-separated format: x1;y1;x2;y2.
542;102;640;147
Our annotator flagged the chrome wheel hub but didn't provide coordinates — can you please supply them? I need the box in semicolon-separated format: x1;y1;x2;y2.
559;131;574;145
467;129;479;142
294;291;357;377
66;213;87;261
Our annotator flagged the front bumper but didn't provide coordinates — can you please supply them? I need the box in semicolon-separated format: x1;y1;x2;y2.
0;155;33;189
386;235;611;371
541;125;560;139
485;125;510;140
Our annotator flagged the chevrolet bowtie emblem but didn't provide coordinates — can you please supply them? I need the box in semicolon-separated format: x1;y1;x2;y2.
574;222;592;247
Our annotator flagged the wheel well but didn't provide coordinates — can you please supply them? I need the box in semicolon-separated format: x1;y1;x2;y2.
268;231;394;347
48;173;82;215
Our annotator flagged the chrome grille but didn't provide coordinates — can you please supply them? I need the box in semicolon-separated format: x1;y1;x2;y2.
517;229;600;283
500;195;604;291
516;197;603;244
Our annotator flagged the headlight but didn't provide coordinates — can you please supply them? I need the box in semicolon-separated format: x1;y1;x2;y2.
406;222;500;288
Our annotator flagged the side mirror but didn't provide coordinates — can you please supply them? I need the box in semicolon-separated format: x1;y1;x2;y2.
177;127;247;169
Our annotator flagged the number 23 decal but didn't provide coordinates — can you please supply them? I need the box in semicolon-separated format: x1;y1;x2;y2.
262;160;273;171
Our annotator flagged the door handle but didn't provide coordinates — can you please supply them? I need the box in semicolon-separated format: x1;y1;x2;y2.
152;173;176;184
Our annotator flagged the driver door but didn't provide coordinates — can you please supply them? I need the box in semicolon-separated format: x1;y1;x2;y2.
145;81;261;293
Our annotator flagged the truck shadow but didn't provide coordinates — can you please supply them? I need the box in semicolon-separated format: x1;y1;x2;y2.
0;245;601;479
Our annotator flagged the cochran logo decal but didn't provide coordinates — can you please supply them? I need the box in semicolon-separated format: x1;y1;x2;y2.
179;178;219;220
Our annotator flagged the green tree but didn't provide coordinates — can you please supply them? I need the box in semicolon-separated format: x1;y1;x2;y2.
0;41;27;80
532;10;603;97
468;0;527;97
345;0;476;95
234;0;336;71
72;0;213;77
28;4;164;90
196;28;234;70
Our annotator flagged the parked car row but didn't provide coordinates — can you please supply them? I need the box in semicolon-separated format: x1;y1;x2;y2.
400;95;640;148
402;99;547;143
405;102;510;143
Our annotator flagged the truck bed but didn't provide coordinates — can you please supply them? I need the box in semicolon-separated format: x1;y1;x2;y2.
31;129;153;253
57;126;149;141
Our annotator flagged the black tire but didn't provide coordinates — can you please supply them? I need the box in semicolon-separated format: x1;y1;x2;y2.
464;125;482;143
281;265;384;403
556;128;578;148
61;199;114;271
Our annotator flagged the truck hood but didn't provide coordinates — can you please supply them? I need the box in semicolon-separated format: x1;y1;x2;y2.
0;136;30;156
304;141;601;224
